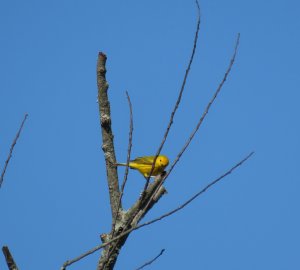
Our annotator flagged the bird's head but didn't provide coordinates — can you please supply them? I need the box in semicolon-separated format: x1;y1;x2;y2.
157;155;169;167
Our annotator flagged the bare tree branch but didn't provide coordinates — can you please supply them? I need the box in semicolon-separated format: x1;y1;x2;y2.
112;91;134;236
167;33;240;178
2;246;19;270
0;113;28;189
142;0;201;192
97;52;121;220
134;249;165;270
61;152;253;269
119;91;134;206
142;33;241;211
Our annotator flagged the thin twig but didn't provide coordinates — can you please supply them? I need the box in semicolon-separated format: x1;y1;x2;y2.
111;92;134;236
140;33;241;219
0;113;28;188
2;246;19;270
135;249;165;270
167;33;240;179
115;91;133;217
142;0;201;192
61;151;253;269
119;91;134;204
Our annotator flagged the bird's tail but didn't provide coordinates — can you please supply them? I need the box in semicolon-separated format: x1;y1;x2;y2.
115;163;129;167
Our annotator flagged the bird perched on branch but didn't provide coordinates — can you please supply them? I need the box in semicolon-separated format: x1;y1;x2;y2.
115;155;169;178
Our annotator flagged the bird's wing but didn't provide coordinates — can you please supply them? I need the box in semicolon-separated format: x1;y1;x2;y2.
132;156;155;165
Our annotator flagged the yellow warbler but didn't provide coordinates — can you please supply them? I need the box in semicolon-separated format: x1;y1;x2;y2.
116;155;169;178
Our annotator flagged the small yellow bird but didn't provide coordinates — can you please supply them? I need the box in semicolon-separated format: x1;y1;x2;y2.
115;155;169;178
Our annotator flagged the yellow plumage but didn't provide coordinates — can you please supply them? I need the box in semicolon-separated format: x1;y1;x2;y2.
116;155;169;178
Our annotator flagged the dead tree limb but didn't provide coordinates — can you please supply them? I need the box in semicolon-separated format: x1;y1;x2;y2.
0;113;28;189
97;52;121;220
2;246;19;270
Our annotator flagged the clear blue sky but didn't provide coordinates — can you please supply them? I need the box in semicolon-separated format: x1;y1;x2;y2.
1;1;299;269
